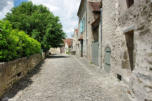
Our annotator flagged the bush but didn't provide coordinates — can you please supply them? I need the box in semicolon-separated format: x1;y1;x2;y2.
0;20;41;62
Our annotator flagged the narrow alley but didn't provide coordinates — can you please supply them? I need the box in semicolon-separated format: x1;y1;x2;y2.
2;55;130;101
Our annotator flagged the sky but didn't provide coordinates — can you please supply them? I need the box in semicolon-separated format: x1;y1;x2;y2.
0;0;81;38
14;0;28;7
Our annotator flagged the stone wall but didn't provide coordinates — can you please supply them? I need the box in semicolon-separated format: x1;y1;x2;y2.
49;48;61;54
0;54;43;98
102;0;118;73
86;0;101;63
87;0;96;62
102;0;152;100
118;1;152;101
78;0;87;57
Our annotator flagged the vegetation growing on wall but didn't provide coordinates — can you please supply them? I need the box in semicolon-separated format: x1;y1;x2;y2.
0;20;41;62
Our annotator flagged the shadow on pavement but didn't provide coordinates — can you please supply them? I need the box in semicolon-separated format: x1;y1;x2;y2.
1;60;45;101
47;55;69;59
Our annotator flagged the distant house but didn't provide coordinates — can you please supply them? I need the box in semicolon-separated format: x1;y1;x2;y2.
14;0;28;7
77;0;102;65
63;39;73;54
77;0;87;57
72;29;80;55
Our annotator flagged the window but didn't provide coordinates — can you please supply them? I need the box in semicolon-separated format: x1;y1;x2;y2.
126;0;134;8
125;30;134;71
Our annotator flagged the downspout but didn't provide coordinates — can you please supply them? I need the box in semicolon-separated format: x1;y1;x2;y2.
86;0;88;58
99;7;102;68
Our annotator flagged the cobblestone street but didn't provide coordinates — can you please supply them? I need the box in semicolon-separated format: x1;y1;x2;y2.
2;55;130;101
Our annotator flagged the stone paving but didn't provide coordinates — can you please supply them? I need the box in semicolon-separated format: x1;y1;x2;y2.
2;55;131;101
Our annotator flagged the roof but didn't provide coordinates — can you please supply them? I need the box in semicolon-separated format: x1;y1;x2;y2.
89;2;101;12
77;0;85;16
63;39;73;47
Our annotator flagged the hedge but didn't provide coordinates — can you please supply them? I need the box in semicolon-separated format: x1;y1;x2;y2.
0;20;41;62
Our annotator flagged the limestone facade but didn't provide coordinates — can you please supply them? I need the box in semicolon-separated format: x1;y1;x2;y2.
102;0;152;100
77;0;87;57
63;38;73;54
87;0;101;63
77;0;101;64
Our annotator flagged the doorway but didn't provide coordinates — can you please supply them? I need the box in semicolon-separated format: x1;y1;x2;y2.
125;30;134;71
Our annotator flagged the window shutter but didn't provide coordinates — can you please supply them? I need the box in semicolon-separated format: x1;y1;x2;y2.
83;18;85;31
80;20;83;33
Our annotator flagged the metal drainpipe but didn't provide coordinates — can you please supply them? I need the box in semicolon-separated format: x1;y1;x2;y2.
99;8;102;68
86;0;88;58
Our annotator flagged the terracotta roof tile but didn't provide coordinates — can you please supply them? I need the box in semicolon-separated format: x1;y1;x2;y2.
63;39;73;47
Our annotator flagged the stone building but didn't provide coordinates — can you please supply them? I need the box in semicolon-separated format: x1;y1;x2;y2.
72;29;78;52
88;1;101;66
72;29;81;56
102;0;152;100
63;38;73;54
77;0;87;57
77;0;101;65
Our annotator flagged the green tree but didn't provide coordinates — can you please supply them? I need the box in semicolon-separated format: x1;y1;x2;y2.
5;2;65;52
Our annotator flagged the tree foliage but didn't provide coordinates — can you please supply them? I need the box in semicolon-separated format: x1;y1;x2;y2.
5;2;65;52
0;20;41;62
